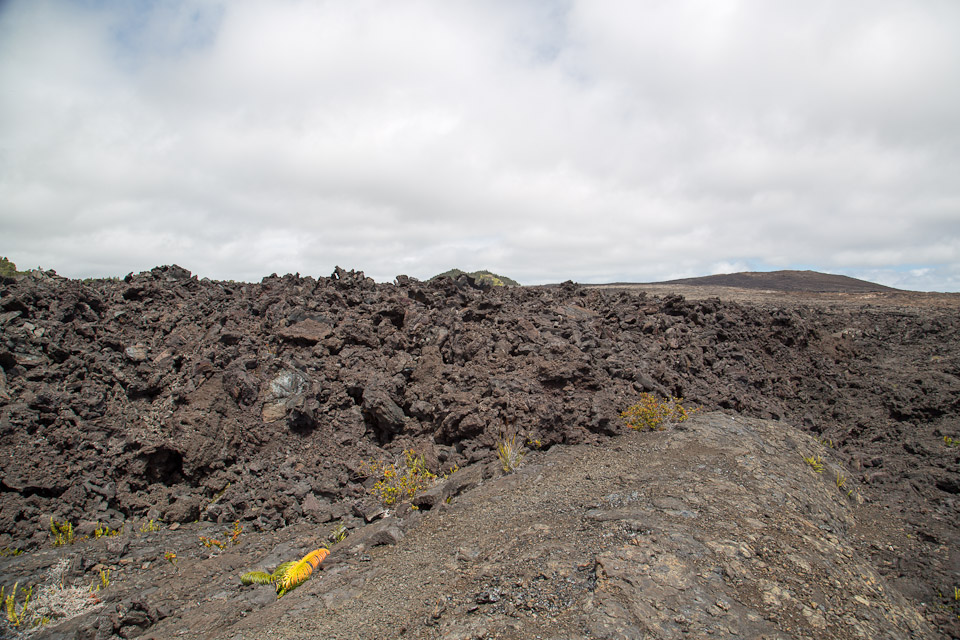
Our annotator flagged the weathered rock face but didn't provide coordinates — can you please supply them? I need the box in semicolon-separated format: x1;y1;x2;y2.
0;265;957;611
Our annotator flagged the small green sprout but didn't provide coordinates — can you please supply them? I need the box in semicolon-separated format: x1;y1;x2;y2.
329;523;348;544
803;455;825;473
139;519;162;533
94;523;122;538
90;569;110;593
2;583;33;628
50;520;77;547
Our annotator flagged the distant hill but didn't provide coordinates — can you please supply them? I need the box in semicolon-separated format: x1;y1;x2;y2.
644;270;899;293
431;269;520;287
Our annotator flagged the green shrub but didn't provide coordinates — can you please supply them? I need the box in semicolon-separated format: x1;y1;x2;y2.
363;450;437;506
621;393;699;431
49;520;78;547
0;257;20;278
497;436;526;473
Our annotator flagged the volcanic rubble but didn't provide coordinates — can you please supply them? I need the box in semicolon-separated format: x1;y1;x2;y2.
0;265;957;638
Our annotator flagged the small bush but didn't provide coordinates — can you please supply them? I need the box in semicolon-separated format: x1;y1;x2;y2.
621;394;699;431
50;520;79;547
0;257;21;278
497;436;526;473
364;450;437;507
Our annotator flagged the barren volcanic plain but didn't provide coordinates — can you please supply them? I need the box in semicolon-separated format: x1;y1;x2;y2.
0;267;957;638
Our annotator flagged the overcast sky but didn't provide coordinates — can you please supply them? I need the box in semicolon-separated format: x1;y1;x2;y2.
2;1;959;290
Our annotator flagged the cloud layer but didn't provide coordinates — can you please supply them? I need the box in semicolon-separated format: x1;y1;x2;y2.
2;0;959;290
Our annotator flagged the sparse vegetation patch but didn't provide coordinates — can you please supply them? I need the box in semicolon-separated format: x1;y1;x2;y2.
49;519;79;547
803;454;825;473
1;559;106;634
139;519;162;533
497;436;526;473
621;394;699;431
364;450;437;507
94;523;122;538
198;523;242;553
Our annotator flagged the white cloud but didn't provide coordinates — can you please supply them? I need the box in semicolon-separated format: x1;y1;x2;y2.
1;0;959;291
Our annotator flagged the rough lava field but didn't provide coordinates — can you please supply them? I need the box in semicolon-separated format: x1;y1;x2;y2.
0;266;958;639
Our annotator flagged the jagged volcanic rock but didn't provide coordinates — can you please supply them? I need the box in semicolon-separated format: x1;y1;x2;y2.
0;265;957;621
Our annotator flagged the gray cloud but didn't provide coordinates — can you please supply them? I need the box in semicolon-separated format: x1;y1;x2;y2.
1;0;958;290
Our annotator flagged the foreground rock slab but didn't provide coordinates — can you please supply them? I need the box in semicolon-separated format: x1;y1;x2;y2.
214;414;934;640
